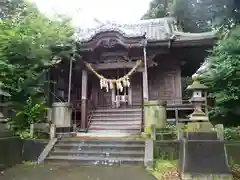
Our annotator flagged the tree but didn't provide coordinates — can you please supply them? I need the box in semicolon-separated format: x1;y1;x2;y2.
0;0;75;133
143;0;239;32
202;26;240;126
142;0;174;19
173;0;235;32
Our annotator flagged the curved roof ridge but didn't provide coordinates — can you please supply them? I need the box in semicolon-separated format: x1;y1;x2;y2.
75;17;216;43
76;17;173;42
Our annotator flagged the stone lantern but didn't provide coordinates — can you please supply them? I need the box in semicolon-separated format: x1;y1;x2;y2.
0;82;11;136
186;76;213;132
0;82;10;123
178;76;232;180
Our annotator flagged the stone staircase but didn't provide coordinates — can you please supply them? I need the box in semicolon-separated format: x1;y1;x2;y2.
88;107;143;135
45;138;145;165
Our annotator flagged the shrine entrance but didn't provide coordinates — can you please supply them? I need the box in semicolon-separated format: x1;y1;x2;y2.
111;68;132;108
86;61;143;109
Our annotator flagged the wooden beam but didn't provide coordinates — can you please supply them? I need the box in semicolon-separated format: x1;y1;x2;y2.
89;62;144;72
91;62;137;70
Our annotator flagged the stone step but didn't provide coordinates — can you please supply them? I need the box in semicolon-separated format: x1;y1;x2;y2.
89;126;141;130
88;129;141;135
76;132;142;137
94;108;142;113
59;139;145;144
54;143;144;151
91;117;142;121
50;149;144;157
93;113;142;117
90;121;141;125
45;155;144;165
56;132;76;138
47;138;145;166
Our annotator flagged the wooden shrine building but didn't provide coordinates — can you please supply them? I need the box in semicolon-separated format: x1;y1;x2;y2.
49;17;216;134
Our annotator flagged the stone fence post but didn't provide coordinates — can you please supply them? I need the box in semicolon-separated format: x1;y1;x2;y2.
50;124;56;139
215;124;224;140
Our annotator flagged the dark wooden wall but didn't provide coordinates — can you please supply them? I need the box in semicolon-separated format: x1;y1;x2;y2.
50;55;182;108
88;57;182;107
148;57;182;103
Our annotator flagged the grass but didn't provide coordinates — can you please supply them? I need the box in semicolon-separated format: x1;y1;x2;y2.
149;159;178;180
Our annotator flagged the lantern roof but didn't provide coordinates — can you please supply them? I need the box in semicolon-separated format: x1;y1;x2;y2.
187;78;208;90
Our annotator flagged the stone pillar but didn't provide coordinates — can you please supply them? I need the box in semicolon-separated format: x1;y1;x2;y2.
81;69;88;130
215;124;224;140
144;101;167;135
50;124;56;139
144;139;154;169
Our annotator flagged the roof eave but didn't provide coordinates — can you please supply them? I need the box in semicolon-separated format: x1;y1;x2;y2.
172;38;216;47
146;36;216;47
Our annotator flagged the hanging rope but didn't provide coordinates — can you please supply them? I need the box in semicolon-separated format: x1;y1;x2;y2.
85;60;142;92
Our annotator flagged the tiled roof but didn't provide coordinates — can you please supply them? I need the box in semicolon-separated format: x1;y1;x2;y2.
75;17;216;42
75;17;176;42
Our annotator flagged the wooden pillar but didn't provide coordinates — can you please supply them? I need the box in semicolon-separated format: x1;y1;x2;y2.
111;89;116;108
143;43;149;101
81;70;88;129
128;86;132;105
142;71;149;101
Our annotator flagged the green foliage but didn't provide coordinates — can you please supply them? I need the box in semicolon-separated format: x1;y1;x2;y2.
224;127;240;140
0;0;74;134
150;159;177;179
143;0;240;32
16;97;47;124
18;129;36;140
202;26;240;126
154;125;177;141
142;0;174;19
181;77;192;99
10;97;47;133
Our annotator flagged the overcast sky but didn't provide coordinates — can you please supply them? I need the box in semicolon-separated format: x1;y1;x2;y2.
31;0;151;28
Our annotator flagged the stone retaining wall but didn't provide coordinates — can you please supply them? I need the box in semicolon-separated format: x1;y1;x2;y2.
22;140;48;162
0;137;23;170
0;137;48;170
155;140;240;165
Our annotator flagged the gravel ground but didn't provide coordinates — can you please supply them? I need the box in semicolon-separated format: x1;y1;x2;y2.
0;163;157;180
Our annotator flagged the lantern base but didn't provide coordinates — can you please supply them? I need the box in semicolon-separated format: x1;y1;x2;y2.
179;132;231;180
189;108;209;122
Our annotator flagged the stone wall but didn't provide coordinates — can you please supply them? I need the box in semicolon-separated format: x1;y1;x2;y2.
225;141;240;165
22;140;48;162
0;124;13;137
155;140;240;164
155;140;179;160
0;136;48;170
0;137;23;170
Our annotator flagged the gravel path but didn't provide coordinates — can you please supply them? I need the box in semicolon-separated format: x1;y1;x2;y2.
0;164;156;180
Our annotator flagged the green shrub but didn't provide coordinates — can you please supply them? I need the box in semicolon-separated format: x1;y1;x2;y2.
224;126;240;140
9;96;47;135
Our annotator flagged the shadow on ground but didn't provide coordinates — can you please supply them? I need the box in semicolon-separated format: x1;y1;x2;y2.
0;164;156;180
